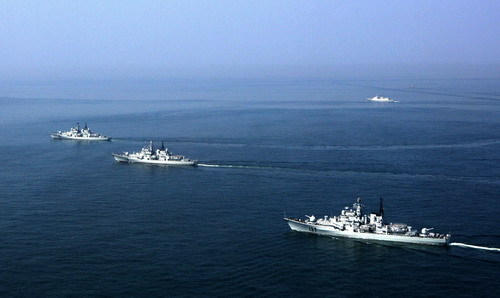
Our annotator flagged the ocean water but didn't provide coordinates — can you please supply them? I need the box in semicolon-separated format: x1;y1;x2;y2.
0;78;499;296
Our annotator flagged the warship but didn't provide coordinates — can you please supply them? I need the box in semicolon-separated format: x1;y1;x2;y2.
112;141;197;166
285;198;450;246
366;95;395;102
51;123;111;141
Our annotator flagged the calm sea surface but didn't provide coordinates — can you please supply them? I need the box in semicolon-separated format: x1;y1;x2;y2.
1;78;499;296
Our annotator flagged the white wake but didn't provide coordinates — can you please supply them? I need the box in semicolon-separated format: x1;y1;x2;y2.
450;242;500;252
197;163;267;169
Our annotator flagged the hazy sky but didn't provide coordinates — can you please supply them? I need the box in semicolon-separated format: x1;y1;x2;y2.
1;0;499;79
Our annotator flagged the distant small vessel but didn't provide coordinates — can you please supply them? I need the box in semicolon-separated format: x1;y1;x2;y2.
113;141;197;166
51;123;111;141
285;198;451;246
366;95;395;102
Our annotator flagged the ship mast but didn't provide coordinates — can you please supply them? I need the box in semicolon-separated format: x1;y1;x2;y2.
149;141;155;155
379;197;385;223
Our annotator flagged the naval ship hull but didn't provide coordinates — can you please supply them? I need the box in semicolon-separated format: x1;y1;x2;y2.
112;154;197;166
51;133;111;141
366;98;394;102
285;218;449;246
366;96;395;102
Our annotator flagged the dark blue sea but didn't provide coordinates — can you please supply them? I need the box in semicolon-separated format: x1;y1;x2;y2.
1;78;499;296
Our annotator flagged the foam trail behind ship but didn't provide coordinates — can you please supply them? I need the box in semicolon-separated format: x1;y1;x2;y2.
197;163;271;170
450;242;500;252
